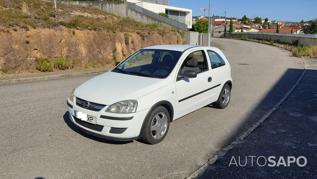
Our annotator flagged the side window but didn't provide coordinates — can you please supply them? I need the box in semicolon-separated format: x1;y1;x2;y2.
207;51;226;69
178;50;208;77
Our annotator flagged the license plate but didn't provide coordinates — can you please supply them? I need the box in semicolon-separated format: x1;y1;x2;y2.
74;111;97;124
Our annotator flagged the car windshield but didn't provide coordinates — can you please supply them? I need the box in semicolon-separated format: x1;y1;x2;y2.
113;49;182;79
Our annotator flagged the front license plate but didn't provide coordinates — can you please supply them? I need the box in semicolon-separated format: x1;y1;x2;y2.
74;111;97;124
75;111;87;121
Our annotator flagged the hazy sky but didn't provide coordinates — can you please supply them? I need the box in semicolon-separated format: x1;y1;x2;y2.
169;0;317;22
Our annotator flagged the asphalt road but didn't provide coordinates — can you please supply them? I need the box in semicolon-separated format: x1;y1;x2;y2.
0;39;304;178
200;62;317;178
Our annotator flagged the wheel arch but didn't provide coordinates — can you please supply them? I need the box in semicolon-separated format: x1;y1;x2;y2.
148;100;174;122
225;80;233;89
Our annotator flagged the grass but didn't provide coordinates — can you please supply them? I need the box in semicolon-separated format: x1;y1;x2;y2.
0;0;57;28
53;57;74;70
36;57;74;72
36;58;53;72
286;46;317;58
233;37;317;58
0;0;173;33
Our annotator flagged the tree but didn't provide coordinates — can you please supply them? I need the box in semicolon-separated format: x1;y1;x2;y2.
263;18;269;29
303;19;317;34
276;23;279;33
193;19;209;33
300;20;305;24
229;19;234;33
224;22;227;36
241;15;249;25
254;17;262;24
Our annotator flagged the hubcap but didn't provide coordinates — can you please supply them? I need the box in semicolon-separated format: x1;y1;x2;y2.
221;87;230;105
150;112;168;140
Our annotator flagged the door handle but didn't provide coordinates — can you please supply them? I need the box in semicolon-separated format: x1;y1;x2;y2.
208;77;212;82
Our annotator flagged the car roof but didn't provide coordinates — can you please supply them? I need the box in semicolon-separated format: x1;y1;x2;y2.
143;44;218;52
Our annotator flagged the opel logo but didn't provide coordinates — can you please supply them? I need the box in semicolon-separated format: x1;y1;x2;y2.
83;101;90;108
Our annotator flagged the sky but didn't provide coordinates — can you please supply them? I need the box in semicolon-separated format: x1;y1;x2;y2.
169;0;317;22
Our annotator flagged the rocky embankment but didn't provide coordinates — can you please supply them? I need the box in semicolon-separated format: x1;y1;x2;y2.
0;27;183;73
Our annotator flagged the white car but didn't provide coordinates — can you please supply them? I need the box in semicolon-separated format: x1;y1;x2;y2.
67;45;232;144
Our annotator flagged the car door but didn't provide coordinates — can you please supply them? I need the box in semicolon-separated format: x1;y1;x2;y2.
175;49;218;117
206;50;228;102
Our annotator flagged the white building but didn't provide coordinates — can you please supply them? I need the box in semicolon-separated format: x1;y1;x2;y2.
127;0;192;29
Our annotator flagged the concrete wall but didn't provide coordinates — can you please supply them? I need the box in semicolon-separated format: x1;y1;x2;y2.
134;1;192;28
185;32;209;46
227;32;317;46
127;2;187;30
61;0;187;30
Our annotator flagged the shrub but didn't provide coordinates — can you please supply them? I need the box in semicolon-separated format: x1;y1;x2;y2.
292;46;317;58
36;58;53;72
159;13;168;18
53;57;73;70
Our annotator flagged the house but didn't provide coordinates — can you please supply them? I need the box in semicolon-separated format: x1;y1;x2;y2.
128;0;192;28
260;26;302;34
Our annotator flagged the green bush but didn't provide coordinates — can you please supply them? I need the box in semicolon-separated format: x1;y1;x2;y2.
159;13;168;18
36;58;53;72
292;46;317;57
53;57;73;70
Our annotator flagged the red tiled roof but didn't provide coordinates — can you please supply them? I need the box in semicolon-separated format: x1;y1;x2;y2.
260;27;301;34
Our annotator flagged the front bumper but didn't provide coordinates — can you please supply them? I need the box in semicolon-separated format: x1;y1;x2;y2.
67;99;148;140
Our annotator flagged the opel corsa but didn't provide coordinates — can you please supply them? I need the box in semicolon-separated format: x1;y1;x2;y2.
67;45;232;144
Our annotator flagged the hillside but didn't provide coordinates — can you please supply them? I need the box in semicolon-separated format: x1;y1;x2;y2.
0;0;183;74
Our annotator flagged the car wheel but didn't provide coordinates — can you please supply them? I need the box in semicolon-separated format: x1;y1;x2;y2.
140;106;170;144
214;83;231;109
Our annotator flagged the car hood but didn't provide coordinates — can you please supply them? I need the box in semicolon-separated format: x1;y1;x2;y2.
75;71;164;105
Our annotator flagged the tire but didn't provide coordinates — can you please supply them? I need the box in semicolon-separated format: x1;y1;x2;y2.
140;106;170;145
213;83;231;109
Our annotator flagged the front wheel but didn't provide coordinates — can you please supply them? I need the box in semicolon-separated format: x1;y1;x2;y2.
140;106;170;144
213;83;231;109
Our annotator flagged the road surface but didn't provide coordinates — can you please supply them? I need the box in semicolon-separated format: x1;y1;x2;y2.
0;39;304;178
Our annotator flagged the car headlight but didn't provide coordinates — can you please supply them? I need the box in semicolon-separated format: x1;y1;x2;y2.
69;88;75;102
106;100;138;114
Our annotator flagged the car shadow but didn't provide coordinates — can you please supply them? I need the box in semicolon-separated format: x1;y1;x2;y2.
199;68;317;178
63;112;132;145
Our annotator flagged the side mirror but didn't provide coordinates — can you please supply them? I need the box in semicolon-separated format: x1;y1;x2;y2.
183;70;197;78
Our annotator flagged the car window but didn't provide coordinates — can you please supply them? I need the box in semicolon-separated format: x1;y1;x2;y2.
113;49;182;79
207;51;226;69
124;51;154;68
178;50;208;78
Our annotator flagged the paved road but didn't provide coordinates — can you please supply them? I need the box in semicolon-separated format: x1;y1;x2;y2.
200;61;317;178
0;39;304;178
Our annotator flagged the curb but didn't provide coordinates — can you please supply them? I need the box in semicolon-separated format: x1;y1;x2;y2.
187;60;307;178
0;70;106;86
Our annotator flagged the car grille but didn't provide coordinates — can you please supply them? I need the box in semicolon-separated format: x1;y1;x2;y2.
76;97;106;111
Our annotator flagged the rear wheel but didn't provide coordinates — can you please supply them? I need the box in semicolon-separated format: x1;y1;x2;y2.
214;83;231;109
140;106;170;144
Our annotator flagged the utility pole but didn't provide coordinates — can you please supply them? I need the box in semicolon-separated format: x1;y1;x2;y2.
224;10;227;37
207;0;212;46
200;8;207;17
